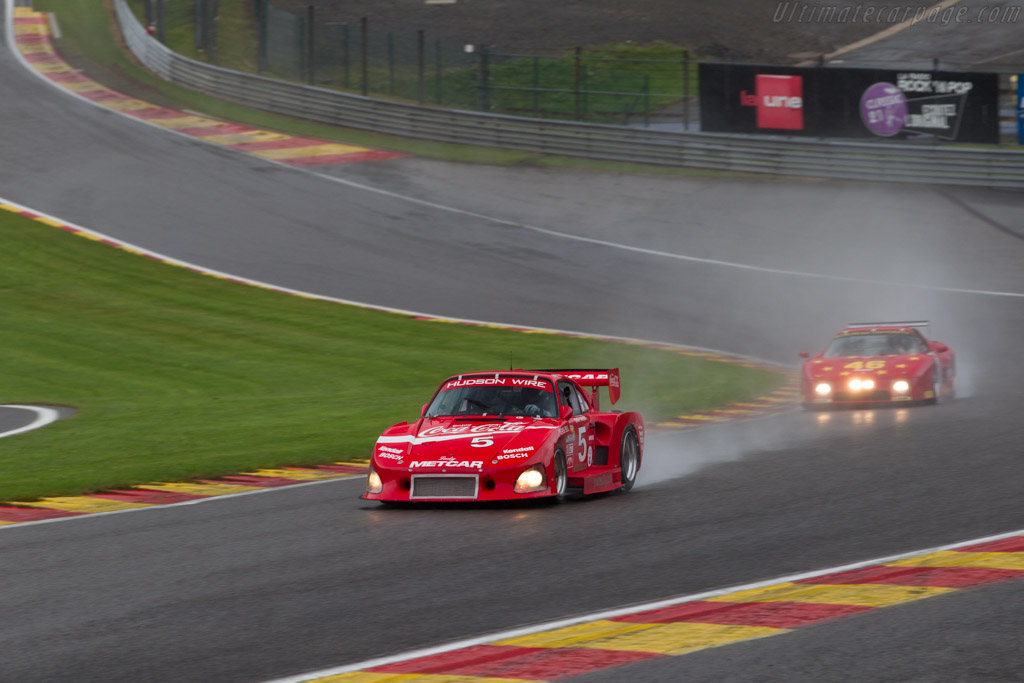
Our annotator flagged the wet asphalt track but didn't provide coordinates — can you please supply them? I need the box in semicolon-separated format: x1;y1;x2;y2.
2;5;1024;681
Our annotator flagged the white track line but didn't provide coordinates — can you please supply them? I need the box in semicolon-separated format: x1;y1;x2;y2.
6;0;1024;300
0;404;60;439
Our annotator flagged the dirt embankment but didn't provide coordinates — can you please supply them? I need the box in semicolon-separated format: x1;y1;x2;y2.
273;0;897;62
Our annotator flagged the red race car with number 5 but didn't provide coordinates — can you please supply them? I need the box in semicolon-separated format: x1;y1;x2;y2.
800;321;955;408
363;368;644;503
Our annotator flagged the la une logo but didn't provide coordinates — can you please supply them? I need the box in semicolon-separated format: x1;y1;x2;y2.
740;74;804;130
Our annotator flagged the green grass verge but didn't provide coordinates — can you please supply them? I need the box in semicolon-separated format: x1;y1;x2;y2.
31;0;777;177
0;209;786;503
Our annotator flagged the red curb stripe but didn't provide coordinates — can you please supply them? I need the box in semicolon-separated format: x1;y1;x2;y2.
124;106;190;119
612;600;874;628
371;644;663;680
956;536;1024;553
371;645;545;675
23;52;59;63
46;72;92;83
13;17;47;24
226;136;329;152
280;150;405;167
90;489;208;504
77;89;135;102
177;123;261;137
0;506;82;522
797;564;1024;588
316;464;368;473
453;647;664;680
213;475;316;488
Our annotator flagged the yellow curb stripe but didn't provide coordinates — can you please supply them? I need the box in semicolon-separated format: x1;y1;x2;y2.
494;620;651;648
571;622;787;655
32;62;75;74
149;115;225;129
244;468;357;481
14;497;153;513
59;81;107;93
251;143;370;160
102;98;161;111
200;131;292;145
135;482;264;496
886;550;1024;570
704;581;955;607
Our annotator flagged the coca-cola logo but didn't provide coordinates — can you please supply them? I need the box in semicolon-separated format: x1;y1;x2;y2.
419;423;527;438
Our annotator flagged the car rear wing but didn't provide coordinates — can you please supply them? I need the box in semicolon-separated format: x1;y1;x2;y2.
539;368;621;407
848;320;929;329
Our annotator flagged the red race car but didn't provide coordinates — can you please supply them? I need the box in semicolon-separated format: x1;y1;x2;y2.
800;321;955;408
363;369;644;503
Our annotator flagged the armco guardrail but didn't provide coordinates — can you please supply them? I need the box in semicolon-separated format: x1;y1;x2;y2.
115;0;1024;188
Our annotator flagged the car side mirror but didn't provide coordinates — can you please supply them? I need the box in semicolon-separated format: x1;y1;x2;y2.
559;406;573;420
931;342;948;353
420;403;428;417
799;350;809;359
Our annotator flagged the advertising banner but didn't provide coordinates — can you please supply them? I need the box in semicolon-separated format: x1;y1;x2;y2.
699;63;1000;143
1017;74;1024;145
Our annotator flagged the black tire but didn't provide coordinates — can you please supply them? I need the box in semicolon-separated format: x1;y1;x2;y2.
550;449;568;503
927;362;941;405
618;427;640;493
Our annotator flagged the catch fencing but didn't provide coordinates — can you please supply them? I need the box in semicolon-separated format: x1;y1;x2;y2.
115;0;1024;188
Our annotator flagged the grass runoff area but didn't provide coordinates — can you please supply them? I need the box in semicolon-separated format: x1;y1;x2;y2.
0;210;784;503
31;0;768;178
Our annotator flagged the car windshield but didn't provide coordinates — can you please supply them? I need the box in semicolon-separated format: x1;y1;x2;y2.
425;377;558;418
823;332;924;357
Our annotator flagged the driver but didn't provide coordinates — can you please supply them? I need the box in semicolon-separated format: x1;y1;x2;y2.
522;388;556;418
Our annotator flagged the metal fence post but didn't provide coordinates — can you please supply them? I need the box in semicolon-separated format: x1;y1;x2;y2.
682;49;690;131
477;45;490;112
387;32;395;94
642;74;649;127
306;5;315;85
434;39;442;104
532;56;539;116
417;30;425;105
156;0;165;43
196;0;204;50
573;46;582;121
144;0;153;26
360;17;368;96
256;0;268;74
342;23;350;88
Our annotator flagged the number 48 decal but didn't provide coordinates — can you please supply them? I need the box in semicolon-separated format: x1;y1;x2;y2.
844;360;885;369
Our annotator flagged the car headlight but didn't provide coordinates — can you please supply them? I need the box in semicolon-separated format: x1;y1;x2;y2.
892;380;910;393
849;378;875;391
514;465;547;493
366;468;383;494
815;382;832;395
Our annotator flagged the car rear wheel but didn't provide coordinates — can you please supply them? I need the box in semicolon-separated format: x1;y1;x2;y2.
618;427;639;493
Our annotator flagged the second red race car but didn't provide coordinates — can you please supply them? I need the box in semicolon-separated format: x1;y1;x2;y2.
800;321;955;408
363;368;644;503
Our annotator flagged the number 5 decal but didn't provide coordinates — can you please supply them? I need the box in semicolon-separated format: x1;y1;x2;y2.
577;426;589;463
470;436;494;448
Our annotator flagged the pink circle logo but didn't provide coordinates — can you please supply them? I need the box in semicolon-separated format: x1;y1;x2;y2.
860;82;907;137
